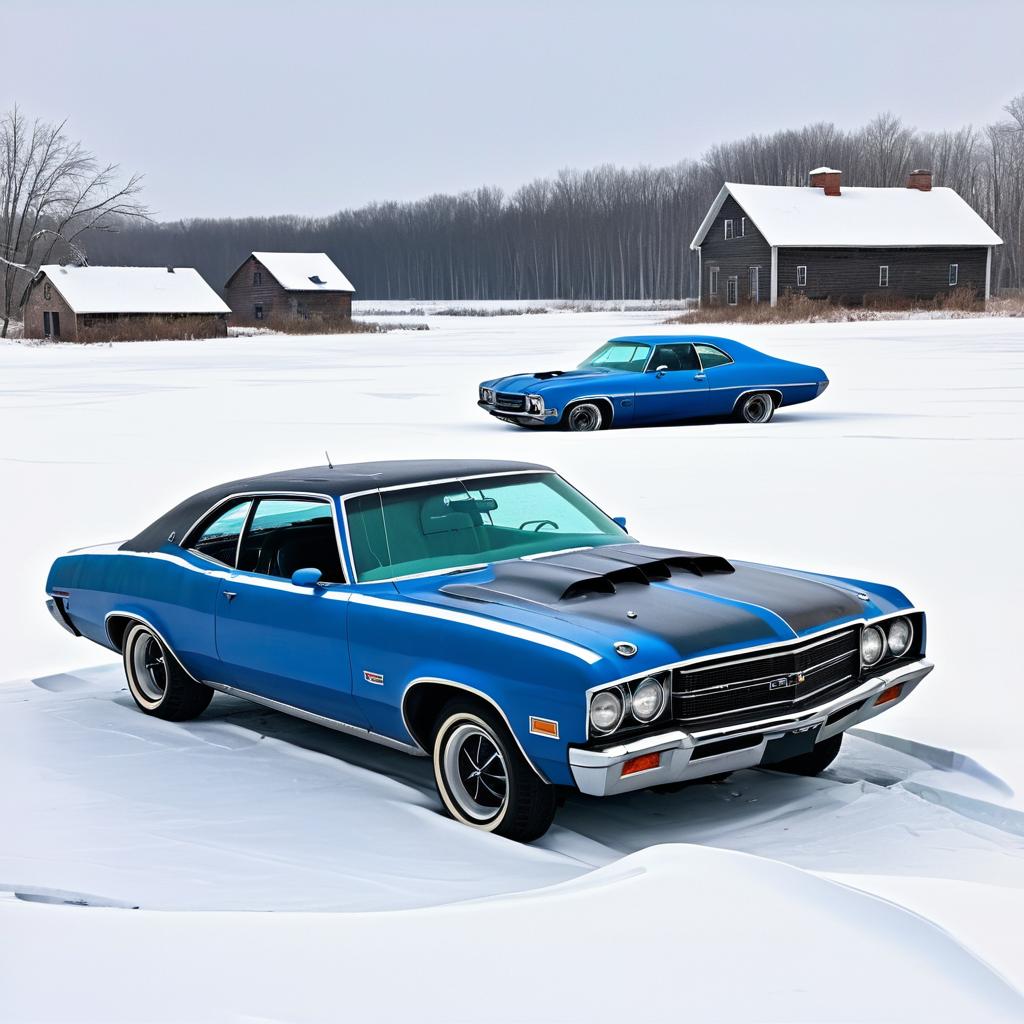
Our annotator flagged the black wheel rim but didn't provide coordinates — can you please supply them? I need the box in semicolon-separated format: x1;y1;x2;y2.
569;406;599;431
444;723;509;821
132;633;167;702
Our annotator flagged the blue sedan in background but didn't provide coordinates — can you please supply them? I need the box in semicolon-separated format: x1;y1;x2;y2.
478;334;829;430
46;459;930;842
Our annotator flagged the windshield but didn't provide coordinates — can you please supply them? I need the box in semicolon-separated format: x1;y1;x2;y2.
345;472;628;582
578;341;651;373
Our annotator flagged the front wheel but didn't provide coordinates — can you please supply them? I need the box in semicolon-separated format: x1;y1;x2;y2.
123;622;213;721
432;700;556;842
564;402;605;432
735;391;776;424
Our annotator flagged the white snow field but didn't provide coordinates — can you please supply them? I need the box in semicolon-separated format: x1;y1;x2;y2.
2;310;1023;1021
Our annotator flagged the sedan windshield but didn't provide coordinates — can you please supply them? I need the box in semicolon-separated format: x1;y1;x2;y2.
578;341;651;373
345;472;628;582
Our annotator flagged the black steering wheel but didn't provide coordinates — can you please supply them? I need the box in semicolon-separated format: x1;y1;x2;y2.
519;519;558;532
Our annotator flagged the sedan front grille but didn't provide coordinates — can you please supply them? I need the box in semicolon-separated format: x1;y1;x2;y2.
671;628;861;725
495;392;526;412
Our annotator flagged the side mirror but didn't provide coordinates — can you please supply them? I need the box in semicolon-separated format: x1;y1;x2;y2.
612;516;628;530
655;364;669;378
291;567;322;588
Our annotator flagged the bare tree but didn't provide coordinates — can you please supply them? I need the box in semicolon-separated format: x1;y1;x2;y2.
0;106;147;336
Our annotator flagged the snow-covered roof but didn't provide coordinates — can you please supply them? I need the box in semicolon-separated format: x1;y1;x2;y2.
690;183;1003;250
38;265;230;315
248;252;355;292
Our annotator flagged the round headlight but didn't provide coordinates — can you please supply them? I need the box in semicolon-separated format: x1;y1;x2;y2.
860;625;885;667
631;677;665;722
590;689;623;734
886;617;913;658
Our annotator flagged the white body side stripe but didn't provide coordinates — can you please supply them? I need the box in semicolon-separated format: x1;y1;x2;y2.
349;593;602;664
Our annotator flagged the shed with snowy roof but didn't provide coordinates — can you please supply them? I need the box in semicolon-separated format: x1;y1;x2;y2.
224;252;355;326
690;169;1003;307
23;265;230;342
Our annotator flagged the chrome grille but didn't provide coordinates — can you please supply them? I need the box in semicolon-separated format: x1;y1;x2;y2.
495;392;526;412
671;628;861;724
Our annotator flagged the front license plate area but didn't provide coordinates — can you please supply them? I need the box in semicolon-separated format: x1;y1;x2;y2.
763;726;821;764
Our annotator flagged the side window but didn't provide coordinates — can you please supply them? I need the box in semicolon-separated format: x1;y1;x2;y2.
879;265;889;287
254;303;264;320
709;266;719;296
189;499;253;566
740;216;747;237
694;343;733;368
796;265;808;287
239;497;343;583
650;343;699;372
724;219;734;240
253;271;262;286
949;263;958;286
726;276;738;305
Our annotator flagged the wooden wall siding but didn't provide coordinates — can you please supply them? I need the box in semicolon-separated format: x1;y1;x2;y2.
698;195;771;304
23;277;79;340
225;255;353;324
776;245;988;302
75;313;228;342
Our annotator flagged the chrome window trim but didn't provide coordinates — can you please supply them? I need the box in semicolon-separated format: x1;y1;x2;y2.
401;676;549;781
339;470;627;585
693;343;735;371
181;490;348;584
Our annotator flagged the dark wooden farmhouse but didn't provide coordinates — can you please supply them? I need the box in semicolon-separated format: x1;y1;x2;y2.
23;265;229;342
690;169;1003;307
224;252;355;326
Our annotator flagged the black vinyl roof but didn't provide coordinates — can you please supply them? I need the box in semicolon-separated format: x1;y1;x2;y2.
121;459;551;552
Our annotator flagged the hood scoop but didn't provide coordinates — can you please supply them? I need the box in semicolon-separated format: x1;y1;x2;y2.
532;370;564;380
441;544;733;607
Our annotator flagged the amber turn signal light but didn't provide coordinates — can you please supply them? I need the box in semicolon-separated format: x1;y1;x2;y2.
621;752;661;777
874;684;903;706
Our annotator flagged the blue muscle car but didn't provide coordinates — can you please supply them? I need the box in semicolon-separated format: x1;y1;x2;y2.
478;334;829;430
46;459;931;842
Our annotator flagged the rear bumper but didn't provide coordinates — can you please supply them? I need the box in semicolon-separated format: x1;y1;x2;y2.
568;658;933;797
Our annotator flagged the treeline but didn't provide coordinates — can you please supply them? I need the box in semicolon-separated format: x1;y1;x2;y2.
84;103;1024;301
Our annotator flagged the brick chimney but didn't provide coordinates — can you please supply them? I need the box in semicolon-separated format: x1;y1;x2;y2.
906;169;933;192
809;166;842;196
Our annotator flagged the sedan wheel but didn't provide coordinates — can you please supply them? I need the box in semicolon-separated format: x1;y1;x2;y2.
122;622;213;721
432;701;556;842
565;402;604;432
736;392;775;424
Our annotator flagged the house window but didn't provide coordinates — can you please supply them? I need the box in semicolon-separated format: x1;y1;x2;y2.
726;276;738;305
253;271;262;286
949;263;958;286
724;219;734;240
879;265;889;287
709;266;719;297
748;266;759;303
796;265;808;287
740;217;747;237
43;311;61;339
254;304;264;320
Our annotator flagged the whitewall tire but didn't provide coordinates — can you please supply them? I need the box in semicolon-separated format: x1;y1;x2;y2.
122;622;213;721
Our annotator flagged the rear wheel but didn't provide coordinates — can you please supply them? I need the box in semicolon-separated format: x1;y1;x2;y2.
771;733;843;776
432;700;556;842
122;622;213;721
735;391;776;424
564;402;605;432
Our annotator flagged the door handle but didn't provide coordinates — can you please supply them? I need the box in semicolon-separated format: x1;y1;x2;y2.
694;373;706;380
223;591;237;602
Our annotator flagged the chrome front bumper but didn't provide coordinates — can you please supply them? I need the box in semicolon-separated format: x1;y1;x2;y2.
477;400;558;423
568;658;933;797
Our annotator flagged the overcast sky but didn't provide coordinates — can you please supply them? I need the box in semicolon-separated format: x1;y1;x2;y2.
5;0;1022;221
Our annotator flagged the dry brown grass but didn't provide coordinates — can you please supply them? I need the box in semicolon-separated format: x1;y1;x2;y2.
77;315;228;342
264;313;383;335
668;287;1017;326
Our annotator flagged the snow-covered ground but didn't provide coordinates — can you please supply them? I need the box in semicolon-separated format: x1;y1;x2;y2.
2;311;1023;1021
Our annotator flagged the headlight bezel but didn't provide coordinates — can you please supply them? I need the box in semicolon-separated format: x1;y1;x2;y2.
589;687;625;735
525;394;544;415
886;616;913;658
860;624;886;667
479;387;495;405
631;676;667;723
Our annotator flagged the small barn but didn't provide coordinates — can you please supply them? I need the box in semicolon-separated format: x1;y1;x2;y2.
224;252;355;327
690;169;1003;307
23;265;229;342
